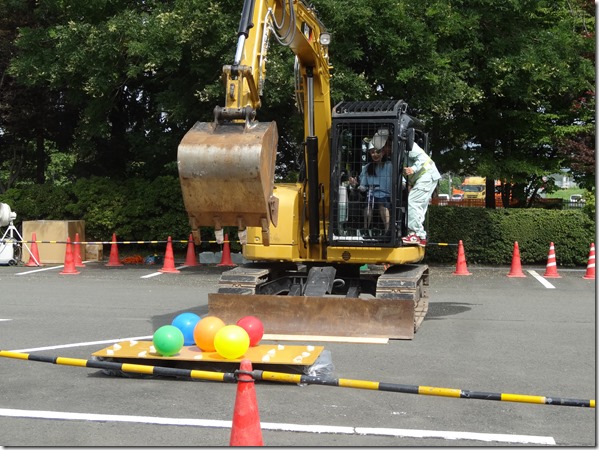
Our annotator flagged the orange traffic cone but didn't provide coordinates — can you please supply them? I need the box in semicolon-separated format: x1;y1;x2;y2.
543;242;561;278
507;241;526;277
106;233;123;267
583;243;595;280
218;233;236;267
453;240;471;276
159;236;180;273
184;233;199;267
25;232;42;267
73;232;85;268
60;237;80;275
230;359;263;446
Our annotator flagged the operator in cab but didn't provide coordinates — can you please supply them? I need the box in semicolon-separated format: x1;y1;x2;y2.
348;129;393;235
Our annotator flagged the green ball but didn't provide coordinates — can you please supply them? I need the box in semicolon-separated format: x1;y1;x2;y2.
153;325;184;356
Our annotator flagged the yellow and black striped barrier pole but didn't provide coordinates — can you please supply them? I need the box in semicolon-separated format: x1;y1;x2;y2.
1;239;461;247
0;239;189;245
0;350;594;408
256;370;595;408
1;239;456;246
0;239;239;245
0;350;234;383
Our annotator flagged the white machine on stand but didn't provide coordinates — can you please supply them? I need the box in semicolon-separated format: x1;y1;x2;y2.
0;202;37;266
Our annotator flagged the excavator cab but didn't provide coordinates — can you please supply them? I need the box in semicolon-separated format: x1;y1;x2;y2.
329;100;427;247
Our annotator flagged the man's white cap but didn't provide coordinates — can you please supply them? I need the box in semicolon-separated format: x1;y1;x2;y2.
372;129;389;150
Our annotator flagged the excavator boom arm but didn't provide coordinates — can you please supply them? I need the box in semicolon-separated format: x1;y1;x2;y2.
178;0;333;246
223;0;331;116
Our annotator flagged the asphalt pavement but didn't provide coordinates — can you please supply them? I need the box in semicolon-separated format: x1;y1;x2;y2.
0;261;595;446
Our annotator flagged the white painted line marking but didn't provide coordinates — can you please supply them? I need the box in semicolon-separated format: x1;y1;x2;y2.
0;408;556;445
14;261;95;275
527;270;556;289
140;272;161;278
0;319;12;322
355;426;555;445
16;265;64;275
11;336;153;353
140;265;189;278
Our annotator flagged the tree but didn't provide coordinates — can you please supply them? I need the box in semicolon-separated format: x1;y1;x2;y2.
0;0;58;190
8;0;240;180
4;0;594;208
437;0;595;208
316;0;594;208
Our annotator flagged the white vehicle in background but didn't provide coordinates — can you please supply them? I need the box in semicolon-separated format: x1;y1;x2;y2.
437;194;450;205
569;194;585;207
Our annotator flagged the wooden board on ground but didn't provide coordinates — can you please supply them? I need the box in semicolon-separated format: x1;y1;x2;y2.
92;339;323;366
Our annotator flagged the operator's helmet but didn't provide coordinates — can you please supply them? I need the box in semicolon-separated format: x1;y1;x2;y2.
372;128;390;150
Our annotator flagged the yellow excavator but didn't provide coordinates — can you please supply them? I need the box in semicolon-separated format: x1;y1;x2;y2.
178;0;430;339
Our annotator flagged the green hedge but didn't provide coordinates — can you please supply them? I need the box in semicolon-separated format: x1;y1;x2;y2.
1;179;595;265
426;206;595;266
2;176;188;241
2;176;239;253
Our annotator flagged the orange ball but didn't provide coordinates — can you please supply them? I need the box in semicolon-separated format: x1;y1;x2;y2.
193;316;225;351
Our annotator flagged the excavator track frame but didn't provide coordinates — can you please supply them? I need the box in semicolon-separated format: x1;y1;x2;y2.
208;263;428;339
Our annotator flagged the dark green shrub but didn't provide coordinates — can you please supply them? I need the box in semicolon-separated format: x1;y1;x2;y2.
427;206;595;266
2;184;72;221
66;176;190;241
2;181;594;266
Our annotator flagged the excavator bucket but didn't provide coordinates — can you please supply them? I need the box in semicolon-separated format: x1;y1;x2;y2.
178;121;279;235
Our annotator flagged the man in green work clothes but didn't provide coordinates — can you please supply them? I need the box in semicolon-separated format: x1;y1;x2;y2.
402;141;440;247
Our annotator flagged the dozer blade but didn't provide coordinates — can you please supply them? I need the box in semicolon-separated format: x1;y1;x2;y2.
178;121;279;231
208;292;428;340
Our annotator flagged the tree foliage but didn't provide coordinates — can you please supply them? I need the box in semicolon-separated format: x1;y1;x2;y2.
6;0;239;180
1;0;595;211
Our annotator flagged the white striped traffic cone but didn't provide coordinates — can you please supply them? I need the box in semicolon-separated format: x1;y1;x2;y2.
543;242;561;278
583;243;595;280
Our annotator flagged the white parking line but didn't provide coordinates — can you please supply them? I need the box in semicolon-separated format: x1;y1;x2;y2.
0;408;556;445
14;261;97;275
140;271;162;278
140;265;190;278
10;336;153;353
14;262;190;278
15;265;64;275
527;270;556;289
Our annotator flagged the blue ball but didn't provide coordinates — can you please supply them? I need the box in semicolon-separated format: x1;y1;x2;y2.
171;312;201;346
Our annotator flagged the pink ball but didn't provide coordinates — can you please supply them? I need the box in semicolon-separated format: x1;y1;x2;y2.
236;316;264;347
